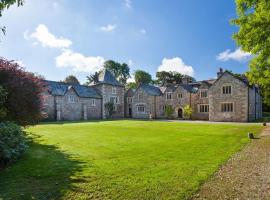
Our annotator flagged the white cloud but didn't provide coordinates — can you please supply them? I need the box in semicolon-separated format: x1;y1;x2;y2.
124;0;132;8
128;59;134;66
100;24;117;32
158;57;194;76
55;49;105;73
140;29;146;35
29;24;72;48
217;48;252;62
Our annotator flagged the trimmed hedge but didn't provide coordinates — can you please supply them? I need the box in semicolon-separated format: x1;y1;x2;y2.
0;121;28;168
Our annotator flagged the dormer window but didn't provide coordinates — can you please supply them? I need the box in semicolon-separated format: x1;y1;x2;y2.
166;92;172;100
200;89;208;98
222;85;232;94
112;87;116;94
68;95;75;103
138;93;142;101
177;93;183;99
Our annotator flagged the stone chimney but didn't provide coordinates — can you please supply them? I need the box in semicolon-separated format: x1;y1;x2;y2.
217;67;224;78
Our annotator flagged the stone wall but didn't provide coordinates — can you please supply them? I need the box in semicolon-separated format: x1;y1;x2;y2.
209;73;248;122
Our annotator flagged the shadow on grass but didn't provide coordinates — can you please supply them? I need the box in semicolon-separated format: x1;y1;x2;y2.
0;134;85;200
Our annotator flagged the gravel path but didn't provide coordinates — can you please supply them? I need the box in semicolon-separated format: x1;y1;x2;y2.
191;126;270;200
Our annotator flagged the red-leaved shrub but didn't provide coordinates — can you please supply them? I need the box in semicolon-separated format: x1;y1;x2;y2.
0;58;45;126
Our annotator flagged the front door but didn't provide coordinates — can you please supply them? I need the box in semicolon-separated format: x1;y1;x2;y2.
178;108;183;118
129;107;132;117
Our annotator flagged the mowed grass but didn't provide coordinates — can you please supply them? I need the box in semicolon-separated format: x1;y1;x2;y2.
0;120;262;200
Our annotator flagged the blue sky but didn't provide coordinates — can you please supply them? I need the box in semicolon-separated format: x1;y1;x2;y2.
0;0;252;83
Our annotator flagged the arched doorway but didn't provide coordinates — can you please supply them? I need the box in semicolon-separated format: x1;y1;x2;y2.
178;108;183;118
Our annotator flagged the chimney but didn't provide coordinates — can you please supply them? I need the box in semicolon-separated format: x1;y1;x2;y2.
217;67;224;78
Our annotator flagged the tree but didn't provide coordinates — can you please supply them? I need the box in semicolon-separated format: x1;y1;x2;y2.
63;75;80;85
156;71;184;85
104;60;130;85
126;82;137;90
183;105;192;119
0;58;44;126
164;105;174;119
232;0;270;105
86;72;99;85
134;70;152;85
104;102;114;118
0;0;24;35
0;86;7;119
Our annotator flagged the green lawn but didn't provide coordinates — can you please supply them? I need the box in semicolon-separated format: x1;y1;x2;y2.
0;120;262;200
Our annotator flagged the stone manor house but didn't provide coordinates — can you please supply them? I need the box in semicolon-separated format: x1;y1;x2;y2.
43;68;262;122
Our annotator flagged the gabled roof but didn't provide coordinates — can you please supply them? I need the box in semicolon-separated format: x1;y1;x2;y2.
44;80;102;99
95;69;123;87
137;84;162;96
179;84;198;93
211;71;250;87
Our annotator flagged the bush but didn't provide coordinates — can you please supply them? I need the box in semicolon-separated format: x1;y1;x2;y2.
183;105;193;119
165;105;174;119
0;121;28;168
0;86;7;119
0;58;45;126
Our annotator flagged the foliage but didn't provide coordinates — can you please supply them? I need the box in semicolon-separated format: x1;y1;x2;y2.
183;105;192;119
134;70;152;85
104;60;130;85
63;75;80;85
0;121;261;199
232;0;270;105
86;71;99;85
0;58;45;126
0;0;24;35
164;105;174;119
0;121;27;168
104;102;114;118
126;82;136;90
0;86;7;119
156;71;184;85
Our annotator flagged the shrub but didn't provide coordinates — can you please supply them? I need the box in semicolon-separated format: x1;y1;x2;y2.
0;121;28;168
165;105;174;119
0;58;45;126
0;86;7;119
105;102;114;118
183;105;193;119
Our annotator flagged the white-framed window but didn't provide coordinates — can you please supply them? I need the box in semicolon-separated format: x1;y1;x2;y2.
127;97;132;103
199;104;209;113
221;103;234;112
137;105;145;113
110;96;119;104
91;99;96;106
222;85;232;94
177;93;183;99
138;93;143;101
112;87;117;94
200;89;208;98
166;92;172;100
68;95;75;103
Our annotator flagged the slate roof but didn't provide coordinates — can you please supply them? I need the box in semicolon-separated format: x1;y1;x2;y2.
95;69;123;86
138;84;162;96
44;80;102;99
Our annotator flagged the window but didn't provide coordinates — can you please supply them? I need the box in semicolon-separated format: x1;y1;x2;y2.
177;93;183;99
91;99;96;106
112;87;116;94
222;85;232;94
200;90;208;98
221;103;233;112
110;96;119;104
138;93;142;100
68;95;75;103
127;97;132;103
137;105;145;113
199;104;209;113
166;92;172;100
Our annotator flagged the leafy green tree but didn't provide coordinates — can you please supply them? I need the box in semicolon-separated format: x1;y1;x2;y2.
183;105;192;119
156;71;184;85
63;75;80;85
0;86;7;119
0;0;24;34
126;82;136;90
86;72;99;85
134;70;152;85
164;105;174;119
104;60;130;85
232;0;270;105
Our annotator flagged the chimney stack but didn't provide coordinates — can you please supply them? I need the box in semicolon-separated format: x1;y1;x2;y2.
217;67;224;78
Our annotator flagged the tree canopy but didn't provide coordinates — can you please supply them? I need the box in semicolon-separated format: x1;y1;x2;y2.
86;72;99;85
104;60;130;85
134;70;152;85
232;0;270;105
0;0;24;34
155;71;184;85
63;75;80;85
